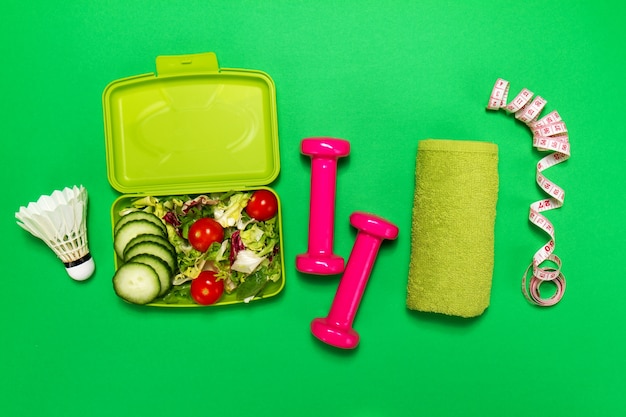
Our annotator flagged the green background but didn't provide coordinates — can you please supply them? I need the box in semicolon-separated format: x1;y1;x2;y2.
2;1;624;416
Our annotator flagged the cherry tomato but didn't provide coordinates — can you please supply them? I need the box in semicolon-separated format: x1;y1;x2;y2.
188;218;224;252
190;271;224;305
246;190;278;221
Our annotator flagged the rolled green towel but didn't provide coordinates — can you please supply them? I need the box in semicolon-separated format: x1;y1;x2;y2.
407;139;499;318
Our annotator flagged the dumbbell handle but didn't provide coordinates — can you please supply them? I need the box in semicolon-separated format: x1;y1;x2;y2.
296;137;350;275
307;156;340;255
325;232;382;328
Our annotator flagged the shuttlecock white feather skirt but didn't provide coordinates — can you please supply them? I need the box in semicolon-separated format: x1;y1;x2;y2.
15;185;95;280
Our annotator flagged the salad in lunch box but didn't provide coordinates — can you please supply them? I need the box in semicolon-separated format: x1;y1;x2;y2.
112;189;282;306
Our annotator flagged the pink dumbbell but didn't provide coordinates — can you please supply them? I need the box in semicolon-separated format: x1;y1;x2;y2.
296;137;350;275
311;212;399;349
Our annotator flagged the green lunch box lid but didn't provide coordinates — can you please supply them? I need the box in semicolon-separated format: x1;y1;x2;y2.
103;52;279;195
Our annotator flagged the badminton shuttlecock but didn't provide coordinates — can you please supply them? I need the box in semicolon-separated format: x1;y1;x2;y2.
15;185;95;281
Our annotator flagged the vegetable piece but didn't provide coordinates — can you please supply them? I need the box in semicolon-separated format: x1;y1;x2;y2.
181;195;218;213
236;269;269;302
188;217;224;252
114;210;167;235
231;249;266;274
126;253;172;296
114;220;166;258
240;223;278;255
113;262;161;305
245;190;278;221
213;193;250;228
123;241;177;275
162;282;193;304
190;271;224;305
123;234;175;260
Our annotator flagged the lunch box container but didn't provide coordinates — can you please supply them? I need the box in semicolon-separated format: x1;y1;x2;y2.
103;51;285;307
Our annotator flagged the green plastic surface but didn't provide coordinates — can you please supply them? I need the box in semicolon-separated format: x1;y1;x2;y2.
103;52;280;195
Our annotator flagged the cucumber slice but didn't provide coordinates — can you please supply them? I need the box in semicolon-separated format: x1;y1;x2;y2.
114;210;167;236
114;220;166;258
123;241;177;275
113;262;161;305
127;253;172;296
124;233;175;257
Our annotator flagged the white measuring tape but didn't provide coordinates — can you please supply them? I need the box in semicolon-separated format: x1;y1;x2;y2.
487;78;570;307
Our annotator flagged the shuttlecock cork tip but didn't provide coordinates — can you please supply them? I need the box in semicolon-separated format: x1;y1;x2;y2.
65;253;95;281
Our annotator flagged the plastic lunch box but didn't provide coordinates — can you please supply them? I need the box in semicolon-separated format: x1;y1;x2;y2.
102;52;285;307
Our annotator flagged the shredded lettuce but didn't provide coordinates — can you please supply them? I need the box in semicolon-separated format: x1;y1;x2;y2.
231;249;266;274
240;224;265;249
240;219;278;256
213;192;250;228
